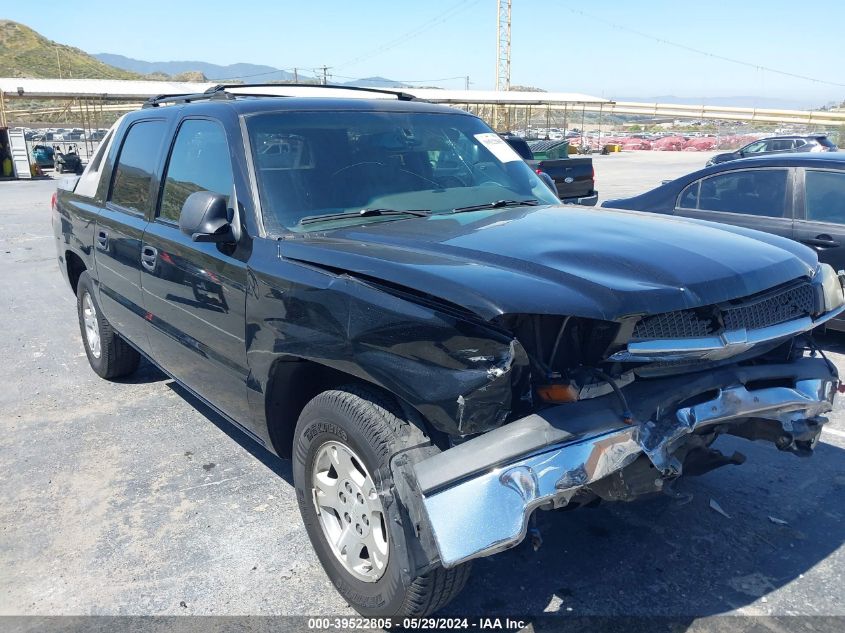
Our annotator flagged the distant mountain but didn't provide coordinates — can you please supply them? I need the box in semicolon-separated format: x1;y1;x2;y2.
340;76;407;88
0;20;140;79
615;95;825;110
94;53;298;82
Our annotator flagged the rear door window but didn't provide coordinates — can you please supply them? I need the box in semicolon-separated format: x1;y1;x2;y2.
769;139;793;152
109;120;167;215
158;119;234;224
805;170;845;224
695;169;788;217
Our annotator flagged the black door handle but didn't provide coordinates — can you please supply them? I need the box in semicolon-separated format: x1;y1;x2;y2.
801;235;839;248
140;245;158;271
95;230;108;250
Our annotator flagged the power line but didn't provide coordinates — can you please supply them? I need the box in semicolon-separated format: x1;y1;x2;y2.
215;68;300;82
335;0;483;70
188;1;483;85
330;73;468;84
564;7;845;89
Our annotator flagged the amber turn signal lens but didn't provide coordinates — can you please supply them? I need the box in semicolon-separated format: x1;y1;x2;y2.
536;383;579;403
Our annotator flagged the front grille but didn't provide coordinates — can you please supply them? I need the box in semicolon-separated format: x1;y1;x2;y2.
632;281;815;340
633;310;712;339
723;282;815;331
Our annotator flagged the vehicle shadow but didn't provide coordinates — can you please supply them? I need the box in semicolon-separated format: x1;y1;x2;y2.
115;357;170;385
443;434;845;620
165;380;293;483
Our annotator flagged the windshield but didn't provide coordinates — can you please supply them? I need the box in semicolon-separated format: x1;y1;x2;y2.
246;110;559;233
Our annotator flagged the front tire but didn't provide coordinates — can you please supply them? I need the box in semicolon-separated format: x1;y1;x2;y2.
293;386;471;617
76;271;140;379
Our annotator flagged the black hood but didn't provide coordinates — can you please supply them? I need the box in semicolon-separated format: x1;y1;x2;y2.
281;205;818;321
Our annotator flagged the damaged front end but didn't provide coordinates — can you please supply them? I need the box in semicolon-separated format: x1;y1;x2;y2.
408;357;837;568
396;265;845;569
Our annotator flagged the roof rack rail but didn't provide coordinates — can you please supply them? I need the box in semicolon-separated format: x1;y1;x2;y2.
142;90;235;108
203;83;420;101
142;82;419;108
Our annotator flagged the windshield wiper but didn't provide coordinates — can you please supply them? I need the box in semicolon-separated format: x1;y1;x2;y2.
298;208;431;226
450;199;540;214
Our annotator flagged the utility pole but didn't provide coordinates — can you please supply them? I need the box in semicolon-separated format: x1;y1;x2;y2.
465;75;470;90
320;66;331;85
55;46;63;79
293;68;298;82
494;0;512;131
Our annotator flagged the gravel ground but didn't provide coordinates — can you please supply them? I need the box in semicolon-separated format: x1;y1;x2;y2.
1;153;843;626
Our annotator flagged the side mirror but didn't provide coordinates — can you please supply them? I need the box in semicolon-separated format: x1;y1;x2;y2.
179;191;233;243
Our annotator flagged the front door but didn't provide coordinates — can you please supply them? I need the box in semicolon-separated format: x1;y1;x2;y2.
140;118;250;423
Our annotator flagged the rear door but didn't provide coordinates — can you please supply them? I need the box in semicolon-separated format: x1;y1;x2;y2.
140;117;250;422
95;119;167;348
794;167;845;272
767;138;796;155
673;167;795;239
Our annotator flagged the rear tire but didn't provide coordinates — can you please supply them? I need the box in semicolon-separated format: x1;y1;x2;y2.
292;385;471;617
76;271;140;379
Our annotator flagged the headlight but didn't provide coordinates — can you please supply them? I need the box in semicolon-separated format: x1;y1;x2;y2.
814;263;845;313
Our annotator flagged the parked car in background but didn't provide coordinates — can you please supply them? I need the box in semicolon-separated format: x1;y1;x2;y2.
502;134;597;205
31;144;55;168
602;152;845;329
706;135;837;166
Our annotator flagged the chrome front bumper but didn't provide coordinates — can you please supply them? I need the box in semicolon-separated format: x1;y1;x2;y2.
413;360;836;568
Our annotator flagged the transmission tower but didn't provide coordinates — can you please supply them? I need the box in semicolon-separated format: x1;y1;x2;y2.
494;0;512;131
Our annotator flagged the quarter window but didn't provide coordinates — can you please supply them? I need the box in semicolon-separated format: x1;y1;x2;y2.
805;170;845;224
159;119;234;223
678;181;699;209
75;128;115;198
109;120;167;214
688;169;788;217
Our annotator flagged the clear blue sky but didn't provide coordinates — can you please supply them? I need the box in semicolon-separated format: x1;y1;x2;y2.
4;0;843;106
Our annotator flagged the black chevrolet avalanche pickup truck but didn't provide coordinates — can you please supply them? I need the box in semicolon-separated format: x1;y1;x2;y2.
53;84;845;617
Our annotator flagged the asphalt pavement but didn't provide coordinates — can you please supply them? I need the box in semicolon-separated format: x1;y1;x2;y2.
1;154;843;625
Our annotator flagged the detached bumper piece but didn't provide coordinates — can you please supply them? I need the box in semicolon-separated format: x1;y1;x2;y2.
412;358;836;568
